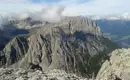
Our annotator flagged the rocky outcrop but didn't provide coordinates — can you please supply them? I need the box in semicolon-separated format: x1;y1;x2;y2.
96;48;130;80
0;24;29;51
0;17;119;78
19;17;119;77
0;68;89;80
0;36;28;67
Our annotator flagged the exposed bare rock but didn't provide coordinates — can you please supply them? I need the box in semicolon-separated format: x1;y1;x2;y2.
96;48;130;80
0;17;119;78
19;17;119;77
0;68;89;80
0;36;28;67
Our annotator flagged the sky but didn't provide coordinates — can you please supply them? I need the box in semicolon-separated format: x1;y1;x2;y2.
0;0;130;16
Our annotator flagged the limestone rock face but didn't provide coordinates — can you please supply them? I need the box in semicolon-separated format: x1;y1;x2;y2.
0;17;119;78
96;48;130;80
0;68;89;80
19;17;119;77
0;37;28;67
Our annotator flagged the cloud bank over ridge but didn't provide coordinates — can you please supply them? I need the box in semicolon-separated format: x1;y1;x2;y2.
0;5;65;29
0;0;130;15
0;0;130;29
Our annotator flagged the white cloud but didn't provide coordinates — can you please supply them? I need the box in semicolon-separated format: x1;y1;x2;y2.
62;0;130;15
0;5;65;30
0;0;129;30
31;5;64;22
0;15;9;30
0;0;130;16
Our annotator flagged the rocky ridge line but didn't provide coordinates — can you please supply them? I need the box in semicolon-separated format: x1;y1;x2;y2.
96;48;130;80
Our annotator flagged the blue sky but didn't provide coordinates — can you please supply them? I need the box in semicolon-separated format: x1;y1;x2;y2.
31;0;42;3
0;0;130;15
31;0;60;3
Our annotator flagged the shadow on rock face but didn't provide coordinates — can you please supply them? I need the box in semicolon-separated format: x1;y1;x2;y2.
28;62;42;71
115;76;122;80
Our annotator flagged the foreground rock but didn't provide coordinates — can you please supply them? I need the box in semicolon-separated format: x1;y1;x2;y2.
0;68;89;80
96;48;130;80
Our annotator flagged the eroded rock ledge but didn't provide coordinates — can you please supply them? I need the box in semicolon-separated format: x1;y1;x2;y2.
0;68;89;80
96;48;130;80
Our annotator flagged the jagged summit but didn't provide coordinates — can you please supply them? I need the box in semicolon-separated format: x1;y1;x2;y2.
38;16;101;35
0;16;119;78
20;17;118;77
0;36;28;67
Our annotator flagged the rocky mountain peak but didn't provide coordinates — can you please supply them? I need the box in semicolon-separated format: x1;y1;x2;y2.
38;17;102;36
0;16;119;78
0;36;28;67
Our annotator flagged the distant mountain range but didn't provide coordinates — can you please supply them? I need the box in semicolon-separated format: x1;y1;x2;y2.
88;13;130;48
88;13;130;20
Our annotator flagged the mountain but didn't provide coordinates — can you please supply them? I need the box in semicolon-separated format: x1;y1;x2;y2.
0;16;119;78
88;14;130;48
0;36;28;67
88;13;130;20
0;68;89;80
0;23;29;51
1;48;130;80
120;13;130;20
96;48;130;80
